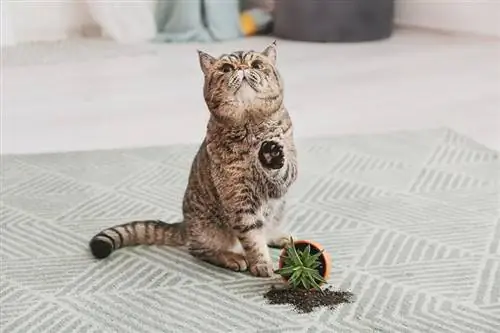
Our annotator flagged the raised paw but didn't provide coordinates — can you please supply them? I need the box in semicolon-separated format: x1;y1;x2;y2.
249;261;274;277
259;141;285;170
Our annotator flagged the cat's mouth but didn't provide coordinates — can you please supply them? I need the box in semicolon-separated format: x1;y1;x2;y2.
238;78;258;92
235;80;258;102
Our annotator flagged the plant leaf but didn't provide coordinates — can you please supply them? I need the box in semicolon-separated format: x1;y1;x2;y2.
301;271;312;290
275;266;294;277
303;252;318;268
307;251;324;265
301;244;311;262
289;272;301;289
309;275;323;291
310;270;327;285
310;261;320;269
289;240;304;267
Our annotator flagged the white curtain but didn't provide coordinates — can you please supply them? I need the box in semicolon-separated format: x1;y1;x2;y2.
86;0;157;43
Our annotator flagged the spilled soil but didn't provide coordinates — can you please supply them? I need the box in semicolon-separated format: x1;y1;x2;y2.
264;285;354;313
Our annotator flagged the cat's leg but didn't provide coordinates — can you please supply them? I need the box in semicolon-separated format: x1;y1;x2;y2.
215;170;274;277
235;218;273;277
187;223;248;272
265;199;293;249
191;248;248;272
188;215;272;277
258;139;297;249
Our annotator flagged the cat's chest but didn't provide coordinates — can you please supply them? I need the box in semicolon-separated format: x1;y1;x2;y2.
257;198;283;221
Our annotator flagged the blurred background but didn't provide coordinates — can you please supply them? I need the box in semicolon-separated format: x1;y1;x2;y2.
1;0;499;154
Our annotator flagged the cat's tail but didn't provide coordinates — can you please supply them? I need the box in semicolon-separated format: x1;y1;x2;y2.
89;220;186;259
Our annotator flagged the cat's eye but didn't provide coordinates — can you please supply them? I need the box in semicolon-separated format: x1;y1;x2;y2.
251;60;264;70
220;63;234;73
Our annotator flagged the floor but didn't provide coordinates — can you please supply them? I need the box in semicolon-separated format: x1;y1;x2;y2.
2;29;499;155
1;30;500;333
2;128;499;332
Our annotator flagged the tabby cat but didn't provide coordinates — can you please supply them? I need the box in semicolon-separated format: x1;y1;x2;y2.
89;41;298;277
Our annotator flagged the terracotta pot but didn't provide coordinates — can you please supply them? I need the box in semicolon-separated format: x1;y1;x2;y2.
278;239;331;287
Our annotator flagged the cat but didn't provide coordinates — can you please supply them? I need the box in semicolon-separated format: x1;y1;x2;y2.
89;41;298;277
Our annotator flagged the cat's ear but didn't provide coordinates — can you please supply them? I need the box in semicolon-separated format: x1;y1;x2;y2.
197;50;216;75
261;40;277;65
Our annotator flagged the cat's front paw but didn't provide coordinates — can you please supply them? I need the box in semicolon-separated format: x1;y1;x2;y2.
249;261;274;277
259;141;285;169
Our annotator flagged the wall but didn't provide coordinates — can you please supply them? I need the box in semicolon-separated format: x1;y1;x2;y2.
1;0;94;47
395;0;500;37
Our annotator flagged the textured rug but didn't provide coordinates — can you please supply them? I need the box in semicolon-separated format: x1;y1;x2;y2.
1;128;499;333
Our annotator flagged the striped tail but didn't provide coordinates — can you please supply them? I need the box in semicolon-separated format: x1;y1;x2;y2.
89;220;186;259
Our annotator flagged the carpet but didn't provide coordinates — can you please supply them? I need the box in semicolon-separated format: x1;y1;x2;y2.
1;128;499;333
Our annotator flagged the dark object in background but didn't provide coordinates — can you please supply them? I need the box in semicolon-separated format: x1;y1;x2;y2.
273;0;394;42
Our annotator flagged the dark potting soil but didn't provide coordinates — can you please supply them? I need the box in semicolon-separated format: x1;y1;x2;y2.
264;285;353;313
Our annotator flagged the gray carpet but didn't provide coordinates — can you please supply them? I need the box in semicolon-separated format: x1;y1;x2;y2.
1;128;499;333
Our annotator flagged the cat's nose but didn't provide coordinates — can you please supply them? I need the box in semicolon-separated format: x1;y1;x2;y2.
238;69;251;80
237;70;245;81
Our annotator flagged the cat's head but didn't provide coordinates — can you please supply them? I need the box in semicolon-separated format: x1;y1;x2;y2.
197;41;283;123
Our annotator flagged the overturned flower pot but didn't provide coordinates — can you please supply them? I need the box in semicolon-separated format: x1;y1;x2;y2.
276;238;331;290
264;238;353;313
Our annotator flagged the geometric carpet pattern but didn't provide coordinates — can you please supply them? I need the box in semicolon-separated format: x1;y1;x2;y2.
1;128;499;332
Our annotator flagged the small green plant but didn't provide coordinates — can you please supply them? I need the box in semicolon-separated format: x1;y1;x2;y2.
274;237;327;291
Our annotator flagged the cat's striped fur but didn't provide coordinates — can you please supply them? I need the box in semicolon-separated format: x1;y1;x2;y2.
89;42;297;277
